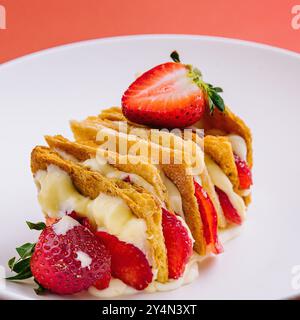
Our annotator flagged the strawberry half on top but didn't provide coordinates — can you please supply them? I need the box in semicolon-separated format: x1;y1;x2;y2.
122;51;225;128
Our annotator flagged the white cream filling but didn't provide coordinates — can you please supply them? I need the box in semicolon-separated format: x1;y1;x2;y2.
227;134;251;193
34;165;152;264
157;167;184;216
52;215;80;235
193;175;202;186
35;165;198;296
76;250;92;269
88;279;138;298
89;211;197;298
227;134;247;162
53;148;79;162
89;224;243;298
82;157;157;200
205;156;246;221
83;156;185;216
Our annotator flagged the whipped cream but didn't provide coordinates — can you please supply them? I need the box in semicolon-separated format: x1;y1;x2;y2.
89;253;201;298
84;154;184;216
82;157;157;200
89;279;138;298
88;224;243;298
157;167;183;216
227;134;247;162
52;215;80;235
34;165;152;264
205;156;246;220
54;148;79;162
76;251;92;269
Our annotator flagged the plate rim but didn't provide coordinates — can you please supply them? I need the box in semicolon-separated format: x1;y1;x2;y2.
1;33;299;300
1;34;300;71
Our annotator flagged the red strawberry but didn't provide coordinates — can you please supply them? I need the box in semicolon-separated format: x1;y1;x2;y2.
95;231;153;290
93;272;111;290
215;187;242;225
122;62;205;128
122;52;225;128
194;180;223;254
45;217;57;226
123;175;131;183
234;155;253;189
161;208;193;279
122;62;206;128
67;211;95;232
30;216;111;295
81;217;95;232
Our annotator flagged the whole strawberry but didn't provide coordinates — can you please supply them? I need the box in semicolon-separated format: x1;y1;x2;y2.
30;216;111;295
122;51;225;128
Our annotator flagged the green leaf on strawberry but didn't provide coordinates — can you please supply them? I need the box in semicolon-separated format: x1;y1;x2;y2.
170;50;180;63
6;221;46;295
8;257;16;271
34;279;46;295
170;51;225;114
7;243;35;280
26;221;46;230
16;242;36;259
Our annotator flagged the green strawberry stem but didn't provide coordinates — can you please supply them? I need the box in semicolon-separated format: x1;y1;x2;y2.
170;51;225;114
7;221;46;294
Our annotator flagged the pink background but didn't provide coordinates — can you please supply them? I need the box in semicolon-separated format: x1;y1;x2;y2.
0;0;299;64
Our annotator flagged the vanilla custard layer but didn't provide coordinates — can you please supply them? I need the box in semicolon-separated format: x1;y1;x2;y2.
227;134;247;162
82;155;184;215
34;165;152;263
88;225;242;298
34;165;196;295
205;156;246;220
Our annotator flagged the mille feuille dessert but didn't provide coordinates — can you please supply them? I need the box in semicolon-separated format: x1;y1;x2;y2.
7;52;252;297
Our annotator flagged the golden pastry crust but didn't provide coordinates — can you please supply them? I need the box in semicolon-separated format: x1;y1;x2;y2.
99;109;229;230
31;146;168;283
98;106;127;121
45;135;170;209
161;163;206;255
70;119;207;255
199;106;253;168
204;135;239;191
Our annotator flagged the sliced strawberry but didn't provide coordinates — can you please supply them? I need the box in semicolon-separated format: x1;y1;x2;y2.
93;272;111;290
122;62;206;128
67;211;79;220
30;216;111;295
95;231;153;290
67;211;95;232
194;180;223;254
121;52;225;128
81;218;95;232
161;208;193;279
123;175;131;183
215;187;242;225
234;155;253;189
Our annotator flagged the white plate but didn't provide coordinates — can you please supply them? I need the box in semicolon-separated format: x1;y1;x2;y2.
0;35;300;300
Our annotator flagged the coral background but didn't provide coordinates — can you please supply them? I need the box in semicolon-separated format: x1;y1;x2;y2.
0;0;299;63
